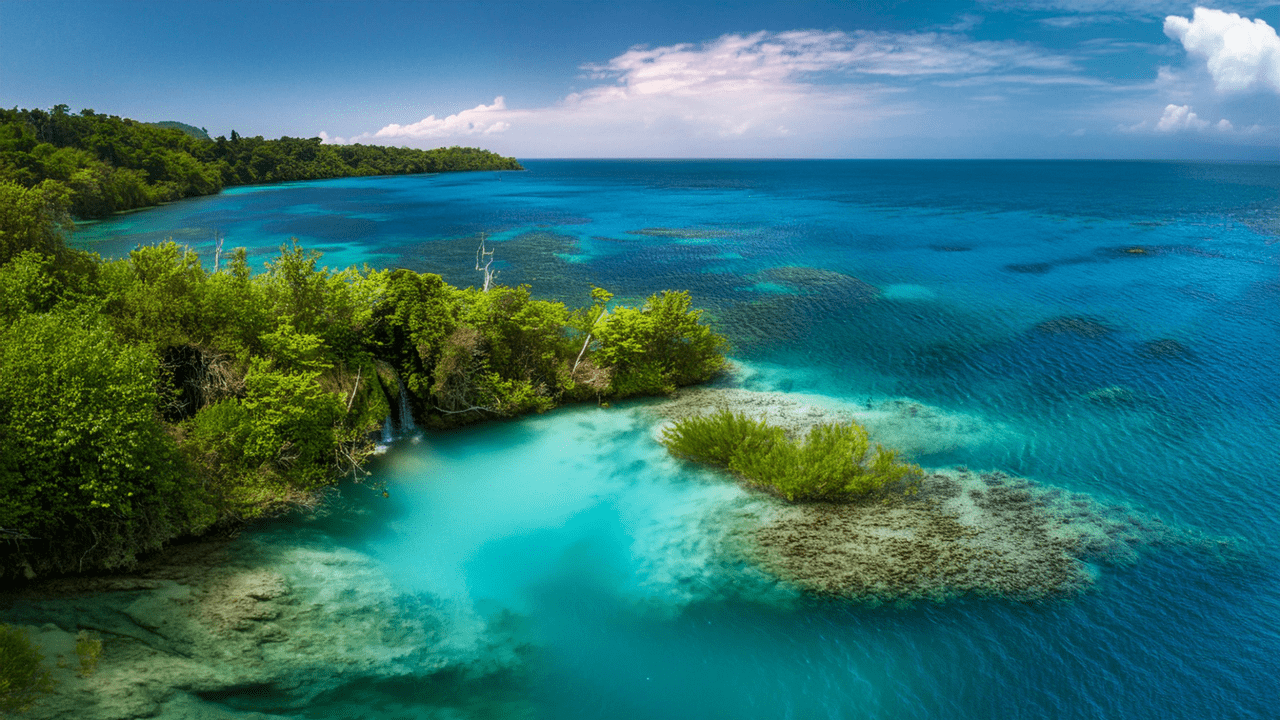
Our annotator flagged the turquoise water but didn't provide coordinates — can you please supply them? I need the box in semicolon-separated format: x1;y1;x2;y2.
72;161;1279;718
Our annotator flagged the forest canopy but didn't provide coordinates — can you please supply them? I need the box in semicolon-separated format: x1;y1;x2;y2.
0;105;522;222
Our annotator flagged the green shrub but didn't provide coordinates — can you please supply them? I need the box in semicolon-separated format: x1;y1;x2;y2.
75;630;101;677
661;409;782;468
595;290;728;397
0;624;54;714
0;309;200;571
662;409;921;502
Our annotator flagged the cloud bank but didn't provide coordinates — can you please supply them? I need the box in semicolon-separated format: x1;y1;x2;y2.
1164;8;1280;93
328;29;1082;156
322;18;1278;158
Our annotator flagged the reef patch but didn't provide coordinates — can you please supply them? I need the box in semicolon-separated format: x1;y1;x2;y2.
653;387;1219;604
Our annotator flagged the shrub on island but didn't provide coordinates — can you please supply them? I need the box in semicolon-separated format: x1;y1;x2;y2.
661;409;921;502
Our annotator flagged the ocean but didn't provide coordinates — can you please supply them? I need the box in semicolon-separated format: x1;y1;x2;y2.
52;160;1280;718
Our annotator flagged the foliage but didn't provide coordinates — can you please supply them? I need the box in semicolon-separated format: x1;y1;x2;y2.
0;105;522;226
661;410;922;502
75;631;102;677
594;290;728;397
0;225;727;577
0;250;59;323
0;309;205;572
0;624;55;714
0;179;72;265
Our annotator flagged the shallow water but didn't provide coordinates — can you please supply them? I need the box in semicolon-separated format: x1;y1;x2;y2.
58;161;1280;718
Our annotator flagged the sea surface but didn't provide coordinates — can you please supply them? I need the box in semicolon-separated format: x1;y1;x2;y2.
66;161;1280;718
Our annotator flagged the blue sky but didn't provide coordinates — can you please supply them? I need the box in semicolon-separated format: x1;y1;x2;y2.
2;0;1277;158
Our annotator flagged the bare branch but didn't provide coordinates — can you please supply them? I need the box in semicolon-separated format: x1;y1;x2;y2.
475;233;498;292
346;365;362;412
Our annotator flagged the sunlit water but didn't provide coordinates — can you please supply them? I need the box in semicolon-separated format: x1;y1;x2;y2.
64;161;1280;718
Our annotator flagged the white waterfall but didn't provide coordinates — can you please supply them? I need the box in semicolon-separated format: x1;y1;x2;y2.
396;375;418;437
381;407;394;444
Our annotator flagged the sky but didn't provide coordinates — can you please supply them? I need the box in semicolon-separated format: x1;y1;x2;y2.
1;0;1278;159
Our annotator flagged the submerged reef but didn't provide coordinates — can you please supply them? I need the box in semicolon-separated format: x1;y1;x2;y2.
1138;337;1194;360
1032;315;1115;338
748;266;881;301
0;529;531;720
653;387;1208;604
752;469;1166;604
626;227;738;240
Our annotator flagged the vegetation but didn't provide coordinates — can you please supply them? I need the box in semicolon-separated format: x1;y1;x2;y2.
0;104;522;221
75;631;102;678
149;121;210;140
0;105;725;581
661;410;921;502
0;233;726;579
0;624;54;714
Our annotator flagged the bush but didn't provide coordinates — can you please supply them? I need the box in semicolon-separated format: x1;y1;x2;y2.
75;631;102;677
594;290;728;397
0;309;201;572
0;624;54;714
662;409;921;502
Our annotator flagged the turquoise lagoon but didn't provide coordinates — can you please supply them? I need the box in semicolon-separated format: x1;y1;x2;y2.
53;161;1280;717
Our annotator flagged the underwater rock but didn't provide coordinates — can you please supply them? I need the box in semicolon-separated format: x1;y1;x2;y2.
748;266;880;301
1032;315;1115;338
626;227;737;239
1082;385;1137;405
1139;338;1193;360
928;244;972;252
1003;262;1054;274
750;468;1188;603
0;531;522;719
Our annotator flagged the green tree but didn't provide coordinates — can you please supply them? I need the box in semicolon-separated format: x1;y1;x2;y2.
0;310;199;571
594;290;728;396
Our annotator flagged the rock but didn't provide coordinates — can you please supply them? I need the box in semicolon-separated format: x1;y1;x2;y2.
1138;338;1193;360
1082;385;1137;405
1032;315;1115;338
1;530;524;719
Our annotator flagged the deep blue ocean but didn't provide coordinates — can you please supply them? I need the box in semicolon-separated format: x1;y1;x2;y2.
71;161;1279;719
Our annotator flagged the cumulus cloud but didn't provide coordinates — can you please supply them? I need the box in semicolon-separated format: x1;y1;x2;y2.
347;29;1089;155
1155;103;1209;130
373;97;512;140
1164;8;1280;93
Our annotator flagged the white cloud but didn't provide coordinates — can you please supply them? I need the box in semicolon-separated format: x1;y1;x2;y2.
1155;103;1209;130
1039;14;1126;28
1164;8;1280;93
350;30;1086;155
1216;118;1234;130
372;97;512;140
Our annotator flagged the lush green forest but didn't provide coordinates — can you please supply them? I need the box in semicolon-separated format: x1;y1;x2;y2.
0;105;522;221
0;108;724;582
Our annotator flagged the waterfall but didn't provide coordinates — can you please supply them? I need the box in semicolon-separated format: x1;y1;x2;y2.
381;407;394;444
375;368;416;451
397;375;418;436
